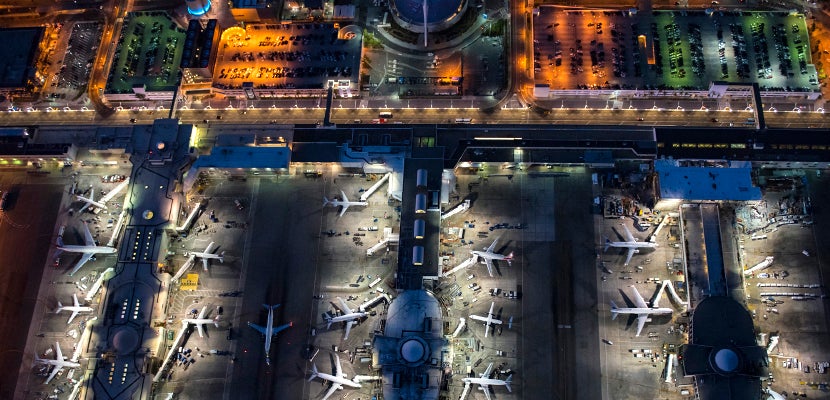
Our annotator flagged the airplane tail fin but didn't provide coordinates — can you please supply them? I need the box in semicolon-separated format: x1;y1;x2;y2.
57;236;64;248
56;302;63;312
218;251;225;263
308;364;319;382
324;312;333;329
272;304;280;310
610;300;619;320
506;252;514;266
603;238;611;252
505;375;513;392
322;196;330;207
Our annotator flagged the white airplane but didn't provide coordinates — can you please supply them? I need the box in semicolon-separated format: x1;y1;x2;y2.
766;387;786;400
323;190;368;217
460;362;513;400
56;293;93;324
604;224;658;266
33;342;80;384
57;222;117;276
182;306;219;338
469;302;502;338
170;242;224;282
471;238;513;277
248;304;292;366
324;297;368;341
308;354;362;400
610;285;673;337
75;178;130;212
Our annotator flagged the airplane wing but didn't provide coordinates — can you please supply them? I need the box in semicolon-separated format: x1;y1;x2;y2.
198;306;208;319
204;242;217;254
82;222;95;246
320;382;342;400
340;190;349;203
484;258;495;277
343;320;354;340
69;253;94;276
73;294;81;308
336;297;353;314
624;248;635;266
55;342;63;362
338;204;348;218
45;365;62;384
635;314;648;337
334;354;343;378
629;286;649;308
482;362;493;378
201;258;209;271
272;322;291;336
480;384;493;400
486;238;499;253
622;224;636;242
459;382;472;400
248;322;267;335
487;302;495;318
196;323;206;338
67;310;79;324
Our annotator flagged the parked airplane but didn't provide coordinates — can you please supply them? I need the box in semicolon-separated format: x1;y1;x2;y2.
75;178;130;212
459;362;513;400
469;302;502;338
170;242;224;282
56;293;94;324
471;238;513;277
248;304;291;366
182;306;219;338
34;342;80;384
323;190;368;217
308;354;362;400
57;222;117;276
610;285;673;336
324;297;368;340
604;224;658;266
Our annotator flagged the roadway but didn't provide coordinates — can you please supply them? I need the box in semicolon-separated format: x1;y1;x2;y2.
2;106;829;129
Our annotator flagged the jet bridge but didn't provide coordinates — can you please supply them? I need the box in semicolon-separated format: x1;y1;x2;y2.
175;201;206;233
452;317;466;337
366;227;399;256
153;322;190;382
440;199;470;221
653;280;688;310
441;256;476;277
360;172;391;202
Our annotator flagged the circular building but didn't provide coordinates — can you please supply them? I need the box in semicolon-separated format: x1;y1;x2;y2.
680;296;768;400
390;0;468;34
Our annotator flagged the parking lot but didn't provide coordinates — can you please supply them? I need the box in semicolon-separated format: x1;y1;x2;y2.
105;12;186;96
213;24;361;93
533;8;818;93
55;22;102;95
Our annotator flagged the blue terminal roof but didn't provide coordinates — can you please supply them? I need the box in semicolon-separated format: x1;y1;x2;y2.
655;160;761;201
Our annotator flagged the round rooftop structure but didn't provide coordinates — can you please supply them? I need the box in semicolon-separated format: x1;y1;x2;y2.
390;0;468;34
142;210;154;220
111;327;140;355
397;335;430;367
713;348;740;373
401;338;426;363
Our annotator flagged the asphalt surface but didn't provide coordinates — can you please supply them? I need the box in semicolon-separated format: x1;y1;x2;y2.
0;173;65;399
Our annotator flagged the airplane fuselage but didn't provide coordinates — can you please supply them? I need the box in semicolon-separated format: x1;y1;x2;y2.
327;312;368;325
326;200;367;208
313;372;362;389
612;307;673;315
183;318;215;325
606;241;658;250
186;252;221;259
264;308;275;355
471;250;508;261
463;377;510;387
58;245;117;254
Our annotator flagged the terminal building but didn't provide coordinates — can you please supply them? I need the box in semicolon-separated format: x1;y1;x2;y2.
0;28;45;100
